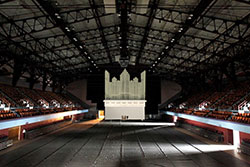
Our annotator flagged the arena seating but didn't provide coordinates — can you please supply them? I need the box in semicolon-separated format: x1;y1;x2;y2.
193;110;210;117
0;83;84;121
231;113;250;124
0;110;17;120
208;110;232;120
0;84;34;107
184;81;250;111
18;87;46;107
170;107;250;124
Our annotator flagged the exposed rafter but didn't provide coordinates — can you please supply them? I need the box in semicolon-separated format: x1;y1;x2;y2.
136;0;160;64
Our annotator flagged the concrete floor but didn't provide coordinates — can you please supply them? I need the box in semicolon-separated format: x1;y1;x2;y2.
0;120;249;167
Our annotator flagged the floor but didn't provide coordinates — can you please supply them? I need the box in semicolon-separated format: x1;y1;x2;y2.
0;120;249;167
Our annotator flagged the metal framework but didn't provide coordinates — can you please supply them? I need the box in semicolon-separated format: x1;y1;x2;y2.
0;0;250;86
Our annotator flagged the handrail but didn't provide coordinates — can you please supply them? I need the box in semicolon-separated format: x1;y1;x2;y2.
0;109;88;130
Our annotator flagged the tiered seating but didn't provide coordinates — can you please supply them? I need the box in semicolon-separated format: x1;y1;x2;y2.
15;109;40;117
186;90;214;107
184;109;193;115
0;84;33;107
205;92;228;108
207;110;232;120
193;110;210;117
0;110;17;120
19;87;47;107
35;90;60;107
45;92;73;106
231;113;250;124
214;81;250;109
0;93;13;107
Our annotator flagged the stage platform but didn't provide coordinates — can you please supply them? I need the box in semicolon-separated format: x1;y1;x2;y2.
0;120;249;167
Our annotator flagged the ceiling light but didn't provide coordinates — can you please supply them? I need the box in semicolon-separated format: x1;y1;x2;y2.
158;57;161;60
165;46;169;49
79;46;83;49
87;56;90;59
73;37;77;41
84;51;87;55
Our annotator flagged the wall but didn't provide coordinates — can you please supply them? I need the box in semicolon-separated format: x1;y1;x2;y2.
182;118;233;144
161;80;182;104
65;79;96;107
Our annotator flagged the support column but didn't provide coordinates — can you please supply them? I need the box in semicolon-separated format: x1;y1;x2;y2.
233;130;240;148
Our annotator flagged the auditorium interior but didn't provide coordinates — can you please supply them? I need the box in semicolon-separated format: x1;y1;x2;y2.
0;0;250;166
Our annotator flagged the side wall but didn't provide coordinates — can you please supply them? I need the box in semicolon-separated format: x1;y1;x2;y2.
161;80;182;103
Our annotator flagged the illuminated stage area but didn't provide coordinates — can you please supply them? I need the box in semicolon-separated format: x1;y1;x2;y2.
0;120;249;167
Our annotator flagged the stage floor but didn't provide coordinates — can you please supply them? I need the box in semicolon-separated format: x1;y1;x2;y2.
0;120;249;167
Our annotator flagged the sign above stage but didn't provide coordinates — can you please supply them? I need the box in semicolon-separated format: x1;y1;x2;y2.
105;69;146;100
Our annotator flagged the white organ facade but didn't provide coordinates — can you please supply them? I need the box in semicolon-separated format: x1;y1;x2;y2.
104;69;146;120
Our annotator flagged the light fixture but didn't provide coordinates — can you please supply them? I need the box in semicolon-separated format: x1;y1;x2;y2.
79;46;83;49
73;37;77;41
84;51;87;55
158;57;161;60
171;39;175;42
188;14;193;20
165;46;169;49
93;64;96;66
178;28;183;32
153;64;155;66
87;56;90;59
